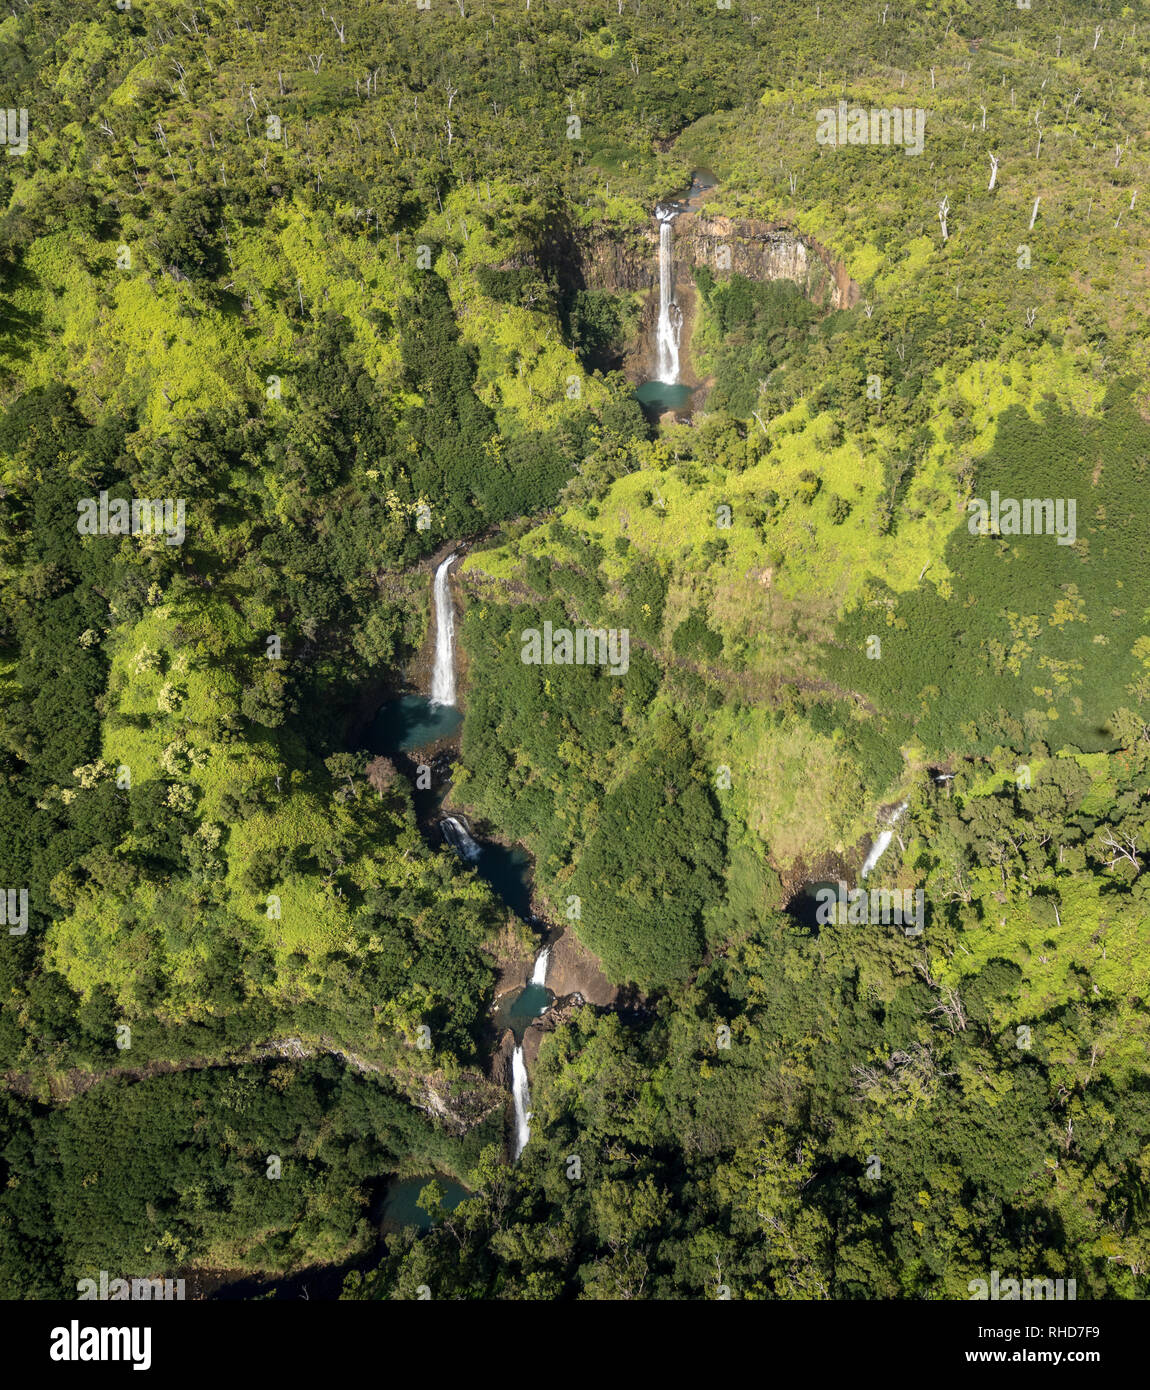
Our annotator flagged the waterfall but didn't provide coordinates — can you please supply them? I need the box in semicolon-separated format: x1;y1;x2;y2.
860;802;909;880
511;1045;531;1160
441;815;482;864
429;553;457;707
530;945;550;987
655;207;681;383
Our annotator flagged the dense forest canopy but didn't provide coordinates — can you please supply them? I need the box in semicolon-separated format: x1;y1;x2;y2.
0;0;1147;1306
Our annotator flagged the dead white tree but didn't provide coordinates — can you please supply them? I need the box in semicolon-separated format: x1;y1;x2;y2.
1100;828;1141;873
938;194;950;241
1093;24;1102;50
1029;195;1041;229
988;152;999;191
330;15;345;42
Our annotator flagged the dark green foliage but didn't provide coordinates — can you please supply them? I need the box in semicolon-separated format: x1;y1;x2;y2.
0;1062;495;1297
705;277;818;416
826;394;1150;754
671;607;723;660
572;719;726;990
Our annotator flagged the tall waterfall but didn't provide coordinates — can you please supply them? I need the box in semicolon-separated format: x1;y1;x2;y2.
860;802;909;880
429;553;457;707
655;207;681;383
441;815;482;864
511;1045;531;1160
530;945;550;987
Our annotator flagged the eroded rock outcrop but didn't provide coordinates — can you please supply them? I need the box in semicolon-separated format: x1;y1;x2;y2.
575;216;858;311
490;1027;517;1088
523;996;585;1068
546;931;618;1007
675;212;859;310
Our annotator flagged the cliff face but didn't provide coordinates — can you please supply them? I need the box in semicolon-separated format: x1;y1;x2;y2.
573;226;658;292
674;213;860;311
573;216;858;311
545;930;617;1007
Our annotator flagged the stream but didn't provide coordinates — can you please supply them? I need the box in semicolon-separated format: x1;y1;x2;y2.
369;547;553;1164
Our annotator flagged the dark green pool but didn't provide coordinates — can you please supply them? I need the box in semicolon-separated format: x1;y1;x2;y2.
382;1175;470;1230
635;380;694;414
369;694;462;753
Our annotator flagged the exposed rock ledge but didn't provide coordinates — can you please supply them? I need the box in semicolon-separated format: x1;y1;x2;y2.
546;930;618;1007
575;214;859;311
490;1027;516;1087
523;996;585;1068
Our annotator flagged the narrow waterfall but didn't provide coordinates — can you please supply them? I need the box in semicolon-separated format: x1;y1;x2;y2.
655;207;681;383
860;802;909;880
429;553;457;707
511;1045;531;1160
441;815;482;864
530;945;550;987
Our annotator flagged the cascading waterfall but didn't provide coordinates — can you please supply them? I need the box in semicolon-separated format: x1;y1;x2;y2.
441;815;482;864
511;1046;531;1160
860;802;909;880
509;943;550;1161
429;553;457;707
654;207;682;384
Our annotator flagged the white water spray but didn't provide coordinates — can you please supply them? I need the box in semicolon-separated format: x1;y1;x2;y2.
508;944;551;1161
860;802;909;880
511;1045;531;1159
429;554;457;707
441;816;482;864
655;207;681;383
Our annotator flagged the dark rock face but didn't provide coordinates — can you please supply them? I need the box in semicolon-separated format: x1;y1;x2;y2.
546;931;617;1007
574;226;659;292
574;215;859;311
490;1027;516;1088
674;212;859;310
